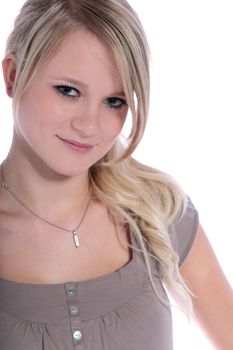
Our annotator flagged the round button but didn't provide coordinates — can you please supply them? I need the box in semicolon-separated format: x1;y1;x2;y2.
70;305;79;316
67;288;76;297
73;330;82;342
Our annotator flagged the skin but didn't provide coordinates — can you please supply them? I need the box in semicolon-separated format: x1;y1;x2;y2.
2;29;128;215
179;225;233;349
0;29;131;283
1;28;233;349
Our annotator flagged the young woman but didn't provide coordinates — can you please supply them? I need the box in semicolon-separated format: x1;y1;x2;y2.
0;1;232;349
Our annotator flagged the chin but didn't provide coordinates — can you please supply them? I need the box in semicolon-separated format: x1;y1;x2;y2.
49;163;90;178
27;153;89;179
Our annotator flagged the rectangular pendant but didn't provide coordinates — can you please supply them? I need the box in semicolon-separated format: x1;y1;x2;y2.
72;230;80;248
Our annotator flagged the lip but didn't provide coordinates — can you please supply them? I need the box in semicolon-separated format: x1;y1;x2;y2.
57;136;94;153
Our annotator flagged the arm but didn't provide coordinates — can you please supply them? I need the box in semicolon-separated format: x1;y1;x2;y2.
179;224;233;349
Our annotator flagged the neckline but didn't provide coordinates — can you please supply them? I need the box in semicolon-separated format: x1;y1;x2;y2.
0;253;137;287
0;229;139;287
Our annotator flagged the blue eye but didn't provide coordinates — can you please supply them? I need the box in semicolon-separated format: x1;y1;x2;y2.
55;85;80;98
104;97;126;109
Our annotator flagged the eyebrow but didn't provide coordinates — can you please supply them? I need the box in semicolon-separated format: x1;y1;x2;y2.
51;76;88;89
51;76;126;97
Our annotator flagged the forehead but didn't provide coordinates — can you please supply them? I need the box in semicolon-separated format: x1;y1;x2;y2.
39;29;123;91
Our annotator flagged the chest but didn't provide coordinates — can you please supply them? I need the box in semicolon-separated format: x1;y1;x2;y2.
0;210;132;284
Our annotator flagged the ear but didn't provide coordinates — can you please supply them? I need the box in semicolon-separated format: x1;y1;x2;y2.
2;54;17;98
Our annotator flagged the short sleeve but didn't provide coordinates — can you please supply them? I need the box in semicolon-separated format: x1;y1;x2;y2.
169;197;199;266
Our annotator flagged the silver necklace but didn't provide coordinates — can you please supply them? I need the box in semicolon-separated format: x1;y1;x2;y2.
0;161;92;248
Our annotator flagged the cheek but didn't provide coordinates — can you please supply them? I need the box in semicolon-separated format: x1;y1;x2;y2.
100;108;128;140
17;90;61;130
100;117;125;141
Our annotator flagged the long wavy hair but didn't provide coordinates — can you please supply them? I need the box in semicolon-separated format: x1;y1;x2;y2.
5;0;191;307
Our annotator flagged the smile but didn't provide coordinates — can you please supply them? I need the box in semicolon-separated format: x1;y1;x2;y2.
57;136;94;154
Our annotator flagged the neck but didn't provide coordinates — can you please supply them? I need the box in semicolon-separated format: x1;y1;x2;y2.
0;154;92;222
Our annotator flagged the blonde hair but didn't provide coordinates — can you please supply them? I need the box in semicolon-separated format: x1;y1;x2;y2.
6;0;191;307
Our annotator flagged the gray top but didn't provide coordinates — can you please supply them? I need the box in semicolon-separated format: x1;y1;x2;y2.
0;198;199;350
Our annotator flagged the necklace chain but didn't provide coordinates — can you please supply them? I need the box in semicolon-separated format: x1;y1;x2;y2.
0;161;92;248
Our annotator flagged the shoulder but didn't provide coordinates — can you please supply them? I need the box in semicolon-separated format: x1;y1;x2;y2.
169;197;199;266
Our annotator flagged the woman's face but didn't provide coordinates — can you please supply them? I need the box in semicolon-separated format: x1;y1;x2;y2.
11;29;128;176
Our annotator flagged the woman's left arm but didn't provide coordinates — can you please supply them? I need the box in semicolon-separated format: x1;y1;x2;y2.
179;224;233;349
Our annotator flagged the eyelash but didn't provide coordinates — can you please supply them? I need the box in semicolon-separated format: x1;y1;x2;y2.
54;85;80;98
54;84;127;109
104;97;127;109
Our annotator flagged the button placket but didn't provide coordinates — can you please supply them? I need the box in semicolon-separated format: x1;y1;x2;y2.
65;283;84;349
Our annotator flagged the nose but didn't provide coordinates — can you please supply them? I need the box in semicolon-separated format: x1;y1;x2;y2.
70;101;99;138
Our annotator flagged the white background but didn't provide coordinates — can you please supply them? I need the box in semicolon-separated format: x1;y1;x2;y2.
0;1;233;349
